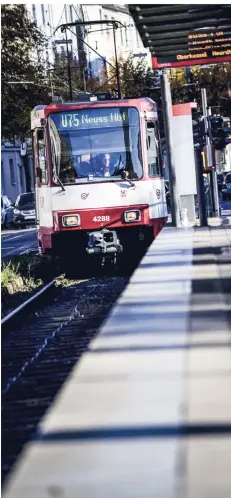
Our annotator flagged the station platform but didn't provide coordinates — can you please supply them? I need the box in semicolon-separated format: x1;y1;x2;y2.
3;216;231;498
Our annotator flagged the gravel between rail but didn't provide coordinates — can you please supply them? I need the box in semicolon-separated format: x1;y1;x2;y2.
2;275;129;487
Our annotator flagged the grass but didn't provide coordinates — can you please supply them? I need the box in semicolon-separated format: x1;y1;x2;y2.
54;275;89;287
1;255;43;294
1;254;90;319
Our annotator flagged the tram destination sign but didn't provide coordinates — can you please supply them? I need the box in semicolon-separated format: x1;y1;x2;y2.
152;29;231;68
50;108;139;131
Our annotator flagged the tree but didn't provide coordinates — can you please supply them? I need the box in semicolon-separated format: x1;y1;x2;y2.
106;54;154;98
1;5;51;191
170;63;231;116
105;54;165;134
1;5;50;141
195;63;231;116
106;55;231;130
50;52;159;103
50;49;109;101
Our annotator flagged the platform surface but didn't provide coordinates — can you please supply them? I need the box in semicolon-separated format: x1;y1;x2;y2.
3;217;231;498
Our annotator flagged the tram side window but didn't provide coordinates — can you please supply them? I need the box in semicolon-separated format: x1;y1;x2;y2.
147;121;161;177
37;129;48;184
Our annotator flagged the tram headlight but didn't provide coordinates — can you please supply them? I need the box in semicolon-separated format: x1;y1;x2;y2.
62;214;80;227
124;210;141;223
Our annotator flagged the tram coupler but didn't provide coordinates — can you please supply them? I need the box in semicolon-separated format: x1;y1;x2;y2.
86;229;123;263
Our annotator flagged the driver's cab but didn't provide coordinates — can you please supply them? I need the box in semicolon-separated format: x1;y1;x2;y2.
76;152;125;179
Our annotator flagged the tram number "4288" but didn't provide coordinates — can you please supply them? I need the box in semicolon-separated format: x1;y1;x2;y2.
93;216;110;222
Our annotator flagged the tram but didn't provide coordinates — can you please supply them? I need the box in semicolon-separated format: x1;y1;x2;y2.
31;96;167;268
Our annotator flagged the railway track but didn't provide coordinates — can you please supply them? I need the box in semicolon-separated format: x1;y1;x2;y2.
1;276;60;327
1;273;129;487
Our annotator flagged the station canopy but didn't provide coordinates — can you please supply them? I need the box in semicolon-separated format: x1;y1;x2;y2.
129;4;231;69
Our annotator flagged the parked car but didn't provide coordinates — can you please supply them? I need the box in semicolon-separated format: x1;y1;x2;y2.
13;192;36;228
221;172;231;200
1;195;14;228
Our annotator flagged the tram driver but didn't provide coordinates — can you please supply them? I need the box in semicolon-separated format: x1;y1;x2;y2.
77;152;127;178
94;152;125;177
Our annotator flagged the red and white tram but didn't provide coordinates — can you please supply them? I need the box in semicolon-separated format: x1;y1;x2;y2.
31;96;167;268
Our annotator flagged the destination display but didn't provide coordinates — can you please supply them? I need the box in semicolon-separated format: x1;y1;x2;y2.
50;108;139;131
152;28;231;68
188;30;231;55
188;30;231;51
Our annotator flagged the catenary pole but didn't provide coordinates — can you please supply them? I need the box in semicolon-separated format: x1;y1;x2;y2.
201;88;219;217
160;70;181;227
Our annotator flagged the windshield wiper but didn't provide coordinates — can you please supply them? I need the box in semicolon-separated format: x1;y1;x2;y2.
53;174;65;192
113;155;136;188
120;170;135;188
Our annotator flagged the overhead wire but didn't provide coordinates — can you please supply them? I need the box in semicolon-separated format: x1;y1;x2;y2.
53;17;123;96
42;6;81;95
71;5;82;22
32;6;118;96
66;26;115;69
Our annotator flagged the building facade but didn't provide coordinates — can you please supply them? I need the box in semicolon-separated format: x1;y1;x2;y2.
1;144;34;202
27;4;150;78
82;4;151;76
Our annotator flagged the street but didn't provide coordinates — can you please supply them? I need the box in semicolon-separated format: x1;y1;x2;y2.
1;227;38;260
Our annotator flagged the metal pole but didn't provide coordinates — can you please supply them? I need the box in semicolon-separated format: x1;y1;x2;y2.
201;88;219;217
208;107;220;217
65;29;73;101
83;67;87;92
194;148;207;226
113;24;121;99
160;70;181;227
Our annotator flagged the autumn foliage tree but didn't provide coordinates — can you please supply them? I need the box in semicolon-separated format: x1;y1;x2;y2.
103;54;164;133
170;63;231;116
105;54;154;98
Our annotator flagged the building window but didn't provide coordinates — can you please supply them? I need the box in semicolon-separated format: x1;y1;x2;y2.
19;165;24;188
111;16;115;38
41;4;45;25
136;28;140;48
69;5;73;22
104;15;109;36
32;4;36;22
129;25;133;47
9;159;16;185
1;160;4;193
125;27;128;46
120;27;124;46
60;45;65;59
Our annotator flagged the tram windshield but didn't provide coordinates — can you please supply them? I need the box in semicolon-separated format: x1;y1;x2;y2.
48;107;143;184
